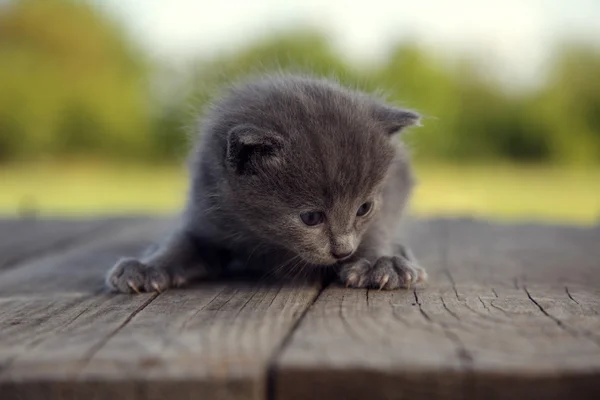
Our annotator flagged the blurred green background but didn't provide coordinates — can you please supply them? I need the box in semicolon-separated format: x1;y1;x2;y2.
0;0;598;224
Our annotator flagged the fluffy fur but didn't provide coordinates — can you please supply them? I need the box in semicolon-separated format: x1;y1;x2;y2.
106;74;427;293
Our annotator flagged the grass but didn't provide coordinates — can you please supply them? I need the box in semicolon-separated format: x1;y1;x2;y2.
0;162;598;225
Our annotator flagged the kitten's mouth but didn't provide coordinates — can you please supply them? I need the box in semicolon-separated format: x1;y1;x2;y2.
297;252;349;267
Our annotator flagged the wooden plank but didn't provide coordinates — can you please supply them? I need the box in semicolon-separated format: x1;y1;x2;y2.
1;285;322;400
0;294;158;400
79;281;321;400
274;218;600;400
442;220;600;371
0;217;137;272
0;218;172;399
0;217;323;400
3;217;599;399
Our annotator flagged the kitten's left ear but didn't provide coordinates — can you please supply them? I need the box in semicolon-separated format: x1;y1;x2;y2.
373;105;421;135
226;124;285;175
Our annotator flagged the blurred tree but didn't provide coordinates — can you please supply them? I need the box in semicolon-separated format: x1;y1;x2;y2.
152;30;364;161
0;3;598;166
531;44;600;164
185;30;358;113
374;44;460;161
0;0;151;162
448;64;551;163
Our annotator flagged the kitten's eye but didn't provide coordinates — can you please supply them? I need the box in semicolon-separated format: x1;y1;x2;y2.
356;202;373;217
300;211;324;226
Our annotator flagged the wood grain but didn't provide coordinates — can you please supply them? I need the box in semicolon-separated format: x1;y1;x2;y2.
0;217;137;272
79;281;321;400
0;218;171;399
0;217;323;400
274;218;600;400
1;217;599;400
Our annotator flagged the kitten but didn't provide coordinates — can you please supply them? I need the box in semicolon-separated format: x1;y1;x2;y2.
106;73;427;293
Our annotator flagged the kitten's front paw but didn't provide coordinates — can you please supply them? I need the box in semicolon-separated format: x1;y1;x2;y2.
105;258;187;294
370;255;427;289
340;256;427;290
339;259;372;288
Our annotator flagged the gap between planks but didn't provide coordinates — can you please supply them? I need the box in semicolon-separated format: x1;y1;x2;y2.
266;280;328;400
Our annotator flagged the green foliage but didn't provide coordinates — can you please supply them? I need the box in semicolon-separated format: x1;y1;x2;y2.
0;1;599;165
174;33;600;165
0;0;151;162
531;44;600;164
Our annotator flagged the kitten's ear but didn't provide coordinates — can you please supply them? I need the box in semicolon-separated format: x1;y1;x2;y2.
373;105;421;135
226;124;285;175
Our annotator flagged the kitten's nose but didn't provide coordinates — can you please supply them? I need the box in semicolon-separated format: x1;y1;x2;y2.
331;249;352;260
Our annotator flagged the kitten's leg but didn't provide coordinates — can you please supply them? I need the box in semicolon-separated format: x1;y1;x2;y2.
106;229;211;293
339;243;427;290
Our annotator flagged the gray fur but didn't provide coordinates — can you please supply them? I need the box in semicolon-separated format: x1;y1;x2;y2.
106;73;427;293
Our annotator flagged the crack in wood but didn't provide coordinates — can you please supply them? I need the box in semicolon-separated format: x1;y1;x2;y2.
489;300;510;316
435;220;475;368
478;296;490;313
440;221;463;303
448;290;507;325
524;287;600;348
565;286;580;305
413;289;431;322
440;295;461;321
414;289;474;368
335;291;366;343
524;287;566;328
443;269;462;302
178;286;229;332
77;293;160;373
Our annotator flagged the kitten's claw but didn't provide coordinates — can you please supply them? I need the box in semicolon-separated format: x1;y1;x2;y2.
370;255;426;289
405;272;412;289
345;273;357;288
339;259;371;288
106;258;186;294
339;256;427;290
152;282;163;293
378;274;389;290
127;281;141;294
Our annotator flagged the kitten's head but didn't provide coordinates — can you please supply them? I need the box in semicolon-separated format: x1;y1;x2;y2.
216;75;419;265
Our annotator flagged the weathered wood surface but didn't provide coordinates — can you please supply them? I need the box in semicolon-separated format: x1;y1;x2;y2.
0;217;599;400
0;217;321;400
0;217;141;272
276;219;600;400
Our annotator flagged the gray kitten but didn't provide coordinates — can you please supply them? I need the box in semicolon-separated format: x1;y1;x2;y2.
106;74;427;293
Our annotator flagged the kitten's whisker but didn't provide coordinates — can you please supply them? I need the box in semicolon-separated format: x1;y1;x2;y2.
285;258;309;283
262;254;302;283
244;243;263;269
273;256;301;277
282;259;301;281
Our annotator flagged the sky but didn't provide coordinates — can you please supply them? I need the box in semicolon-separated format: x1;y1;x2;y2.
98;0;600;87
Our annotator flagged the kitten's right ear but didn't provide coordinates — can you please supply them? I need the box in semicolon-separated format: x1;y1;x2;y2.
373;105;421;135
226;124;285;175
